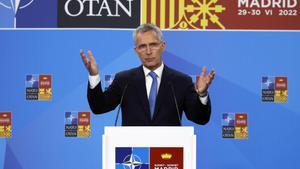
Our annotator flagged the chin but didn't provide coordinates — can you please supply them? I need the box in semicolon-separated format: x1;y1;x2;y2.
143;65;153;70
144;63;154;67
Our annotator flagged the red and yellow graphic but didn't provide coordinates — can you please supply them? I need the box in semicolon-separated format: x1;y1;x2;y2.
38;75;52;100
78;112;91;137
150;147;183;169
235;113;248;139
275;77;288;102
0;112;12;138
142;0;300;30
142;0;226;29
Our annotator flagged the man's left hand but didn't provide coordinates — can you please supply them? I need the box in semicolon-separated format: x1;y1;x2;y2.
196;66;215;96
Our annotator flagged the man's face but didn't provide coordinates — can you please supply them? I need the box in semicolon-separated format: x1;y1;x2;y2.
134;31;166;70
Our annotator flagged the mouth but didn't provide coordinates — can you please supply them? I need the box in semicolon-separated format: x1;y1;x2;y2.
145;58;155;62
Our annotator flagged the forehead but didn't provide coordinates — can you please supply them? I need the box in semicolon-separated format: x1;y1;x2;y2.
135;31;160;44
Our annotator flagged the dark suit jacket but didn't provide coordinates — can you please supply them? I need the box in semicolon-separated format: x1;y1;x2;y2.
87;65;211;126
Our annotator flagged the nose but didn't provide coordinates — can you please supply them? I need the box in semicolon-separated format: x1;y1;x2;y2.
146;45;152;54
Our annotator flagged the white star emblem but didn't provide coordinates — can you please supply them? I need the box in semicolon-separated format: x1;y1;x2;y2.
0;0;34;27
66;114;76;124
29;77;36;86
122;154;142;169
264;78;273;88
225;115;232;124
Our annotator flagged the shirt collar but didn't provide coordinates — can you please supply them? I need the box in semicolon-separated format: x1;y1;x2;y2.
143;62;164;78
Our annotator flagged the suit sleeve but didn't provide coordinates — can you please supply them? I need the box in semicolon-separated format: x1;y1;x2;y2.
183;77;211;125
87;73;123;114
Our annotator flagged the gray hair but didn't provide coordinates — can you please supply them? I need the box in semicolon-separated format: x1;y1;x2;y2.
133;23;163;45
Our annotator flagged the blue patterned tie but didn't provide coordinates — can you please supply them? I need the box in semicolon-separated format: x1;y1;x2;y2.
149;71;157;119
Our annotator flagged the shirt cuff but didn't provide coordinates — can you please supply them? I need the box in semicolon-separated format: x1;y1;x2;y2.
199;94;208;105
89;74;100;89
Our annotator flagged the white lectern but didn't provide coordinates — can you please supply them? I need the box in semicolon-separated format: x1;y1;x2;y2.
102;126;196;169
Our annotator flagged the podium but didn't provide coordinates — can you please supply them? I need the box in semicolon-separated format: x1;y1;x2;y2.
102;126;196;169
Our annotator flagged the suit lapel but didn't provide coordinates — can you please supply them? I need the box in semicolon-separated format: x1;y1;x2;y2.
152;66;172;120
132;66;152;121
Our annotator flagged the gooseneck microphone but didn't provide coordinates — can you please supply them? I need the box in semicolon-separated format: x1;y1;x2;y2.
114;83;129;126
169;82;182;126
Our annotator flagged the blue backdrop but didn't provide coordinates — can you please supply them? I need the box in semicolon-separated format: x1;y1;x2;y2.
0;30;300;169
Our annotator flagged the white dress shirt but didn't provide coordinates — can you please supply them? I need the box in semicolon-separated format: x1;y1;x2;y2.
143;63;164;98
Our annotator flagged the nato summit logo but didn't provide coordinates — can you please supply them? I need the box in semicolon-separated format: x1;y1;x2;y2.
262;76;288;102
25;74;52;100
65;112;90;138
116;147;183;169
222;113;248;139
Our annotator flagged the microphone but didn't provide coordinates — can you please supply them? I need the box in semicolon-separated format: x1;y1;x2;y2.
114;83;129;126
169;82;182;126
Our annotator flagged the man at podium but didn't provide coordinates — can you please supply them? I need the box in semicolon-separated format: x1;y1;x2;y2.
80;23;215;126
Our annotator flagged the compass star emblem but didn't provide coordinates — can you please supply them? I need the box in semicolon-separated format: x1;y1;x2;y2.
0;0;34;14
0;0;34;27
264;79;273;88
122;154;142;169
262;77;274;89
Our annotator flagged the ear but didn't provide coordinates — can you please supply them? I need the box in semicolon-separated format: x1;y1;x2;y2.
134;46;138;53
161;41;166;50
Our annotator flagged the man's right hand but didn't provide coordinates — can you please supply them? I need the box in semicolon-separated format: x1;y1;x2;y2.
80;50;99;76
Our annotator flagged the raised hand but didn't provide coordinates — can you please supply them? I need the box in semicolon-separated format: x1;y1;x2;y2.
80;50;99;76
196;66;215;96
